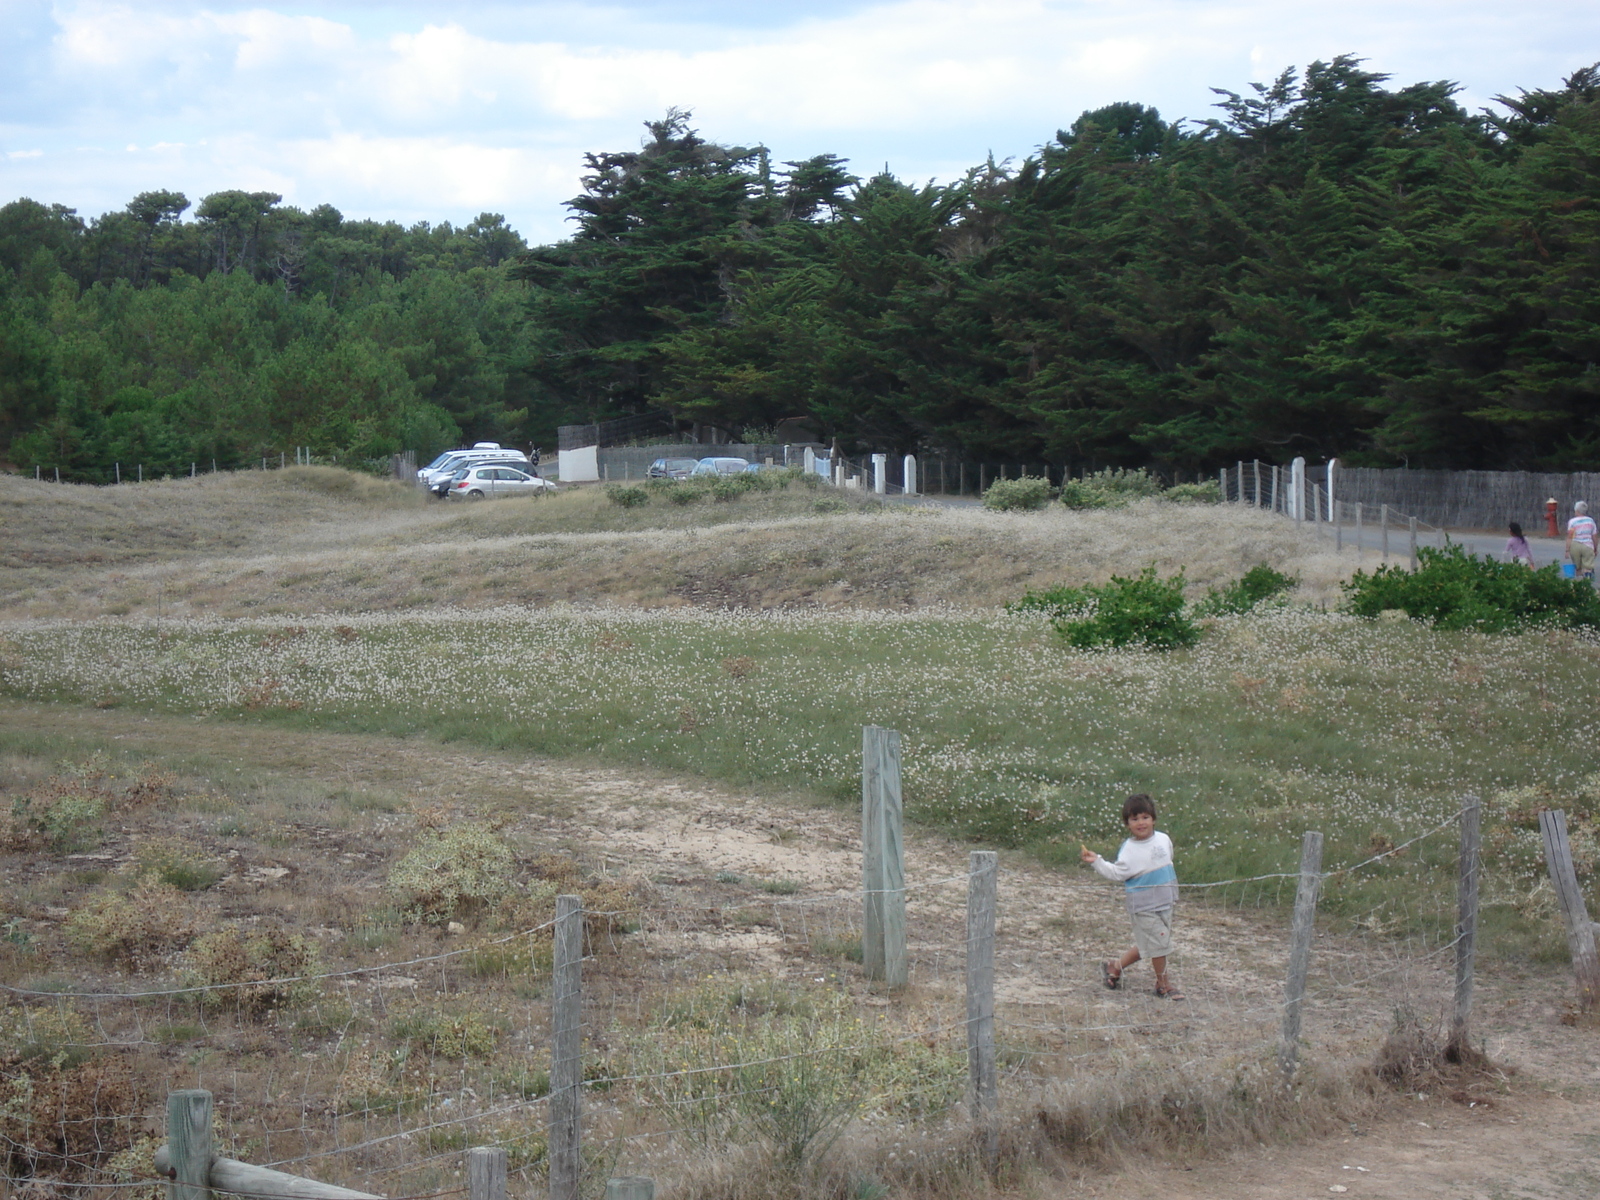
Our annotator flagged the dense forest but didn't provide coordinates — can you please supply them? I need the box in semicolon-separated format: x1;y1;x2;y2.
4;56;1599;482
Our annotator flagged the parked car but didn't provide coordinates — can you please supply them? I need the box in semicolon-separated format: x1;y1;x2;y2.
418;444;530;491
742;462;779;473
427;457;545;498
445;465;558;500
690;457;751;477
646;457;700;480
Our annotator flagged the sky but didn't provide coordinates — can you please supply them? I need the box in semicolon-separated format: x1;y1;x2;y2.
2;0;1598;247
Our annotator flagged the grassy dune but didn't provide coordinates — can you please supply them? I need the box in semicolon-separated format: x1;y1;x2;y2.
1;468;1359;619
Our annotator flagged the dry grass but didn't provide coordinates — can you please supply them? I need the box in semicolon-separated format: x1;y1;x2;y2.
0;469;1359;620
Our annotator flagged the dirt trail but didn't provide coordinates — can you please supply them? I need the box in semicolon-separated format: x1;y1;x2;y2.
4;701;1597;1198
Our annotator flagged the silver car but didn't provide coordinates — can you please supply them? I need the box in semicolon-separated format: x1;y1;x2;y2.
445;464;558;500
690;456;751;476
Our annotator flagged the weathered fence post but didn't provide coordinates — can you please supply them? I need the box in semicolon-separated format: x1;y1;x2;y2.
550;894;584;1200
967;850;998;1173
604;1179;654;1200
1446;797;1481;1059
1218;467;1227;501
1380;504;1389;560
1540;810;1600;1011
1335;499;1343;552
1253;460;1261;507
468;1148;508;1200
862;726;907;987
166;1089;214;1200
115;462;121;484
1409;516;1418;571
1355;502;1363;555
1279;831;1324;1078
904;454;918;496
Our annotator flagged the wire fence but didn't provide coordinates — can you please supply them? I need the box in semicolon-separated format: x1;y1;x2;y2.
1;806;1499;1200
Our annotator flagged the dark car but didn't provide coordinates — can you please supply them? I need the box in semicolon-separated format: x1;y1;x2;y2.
647;457;700;480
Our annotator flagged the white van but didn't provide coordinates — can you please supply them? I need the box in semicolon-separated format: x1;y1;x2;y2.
418;443;531;489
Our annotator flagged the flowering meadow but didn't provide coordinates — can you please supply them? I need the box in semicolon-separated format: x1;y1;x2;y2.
2;604;1592;957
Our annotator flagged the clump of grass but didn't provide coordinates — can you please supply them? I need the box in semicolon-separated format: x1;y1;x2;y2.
181;924;323;1011
391;1007;500;1059
758;878;800;895
65;875;199;970
135;837;222;891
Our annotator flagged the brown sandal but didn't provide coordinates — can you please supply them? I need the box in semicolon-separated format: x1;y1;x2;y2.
1155;983;1185;1001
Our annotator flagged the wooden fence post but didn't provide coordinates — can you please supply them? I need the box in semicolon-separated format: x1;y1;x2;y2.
967;850;999;1173
550;894;584;1200
1446;797;1481;1059
1218;467;1226;500
468;1148;508;1200
862;726;907;987
1355;502;1363;555
166;1089;214;1200
1278;831;1324;1079
1409;516;1418;570
1253;460;1261;507
1380;505;1389;560
605;1179;655;1200
1539;810;1600;1011
1335;499;1343;552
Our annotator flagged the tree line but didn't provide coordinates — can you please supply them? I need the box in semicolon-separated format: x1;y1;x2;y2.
4;55;1599;482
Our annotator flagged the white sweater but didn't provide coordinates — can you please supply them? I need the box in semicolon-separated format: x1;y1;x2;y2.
1091;830;1177;914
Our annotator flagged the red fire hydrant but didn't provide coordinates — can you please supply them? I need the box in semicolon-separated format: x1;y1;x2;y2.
1546;497;1560;538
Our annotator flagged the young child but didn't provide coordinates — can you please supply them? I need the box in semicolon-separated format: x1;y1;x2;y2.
1506;522;1534;567
1081;793;1183;1000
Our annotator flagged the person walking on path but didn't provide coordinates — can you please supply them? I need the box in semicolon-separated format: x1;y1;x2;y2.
1082;793;1183;1000
1567;502;1598;580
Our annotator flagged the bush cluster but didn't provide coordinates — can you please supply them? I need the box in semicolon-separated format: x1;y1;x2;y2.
981;468;1223;512
1057;467;1167;510
981;476;1054;512
1343;544;1600;632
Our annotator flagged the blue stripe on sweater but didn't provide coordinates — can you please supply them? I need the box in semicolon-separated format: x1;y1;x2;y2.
1124;863;1177;891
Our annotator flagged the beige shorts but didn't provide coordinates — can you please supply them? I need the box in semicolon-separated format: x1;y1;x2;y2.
1572;542;1596;574
1130;908;1173;959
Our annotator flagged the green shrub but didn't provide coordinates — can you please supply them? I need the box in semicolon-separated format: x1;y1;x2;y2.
812;497;847;514
666;485;701;506
1342;544;1600;633
981;476;1053;512
1195;564;1299;616
603;485;650;508
1052;567;1199;650
1058;467;1165;510
1163;480;1222;504
386;823;517;924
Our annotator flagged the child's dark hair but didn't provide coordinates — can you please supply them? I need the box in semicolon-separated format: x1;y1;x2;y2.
1509;521;1523;538
1121;793;1156;823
